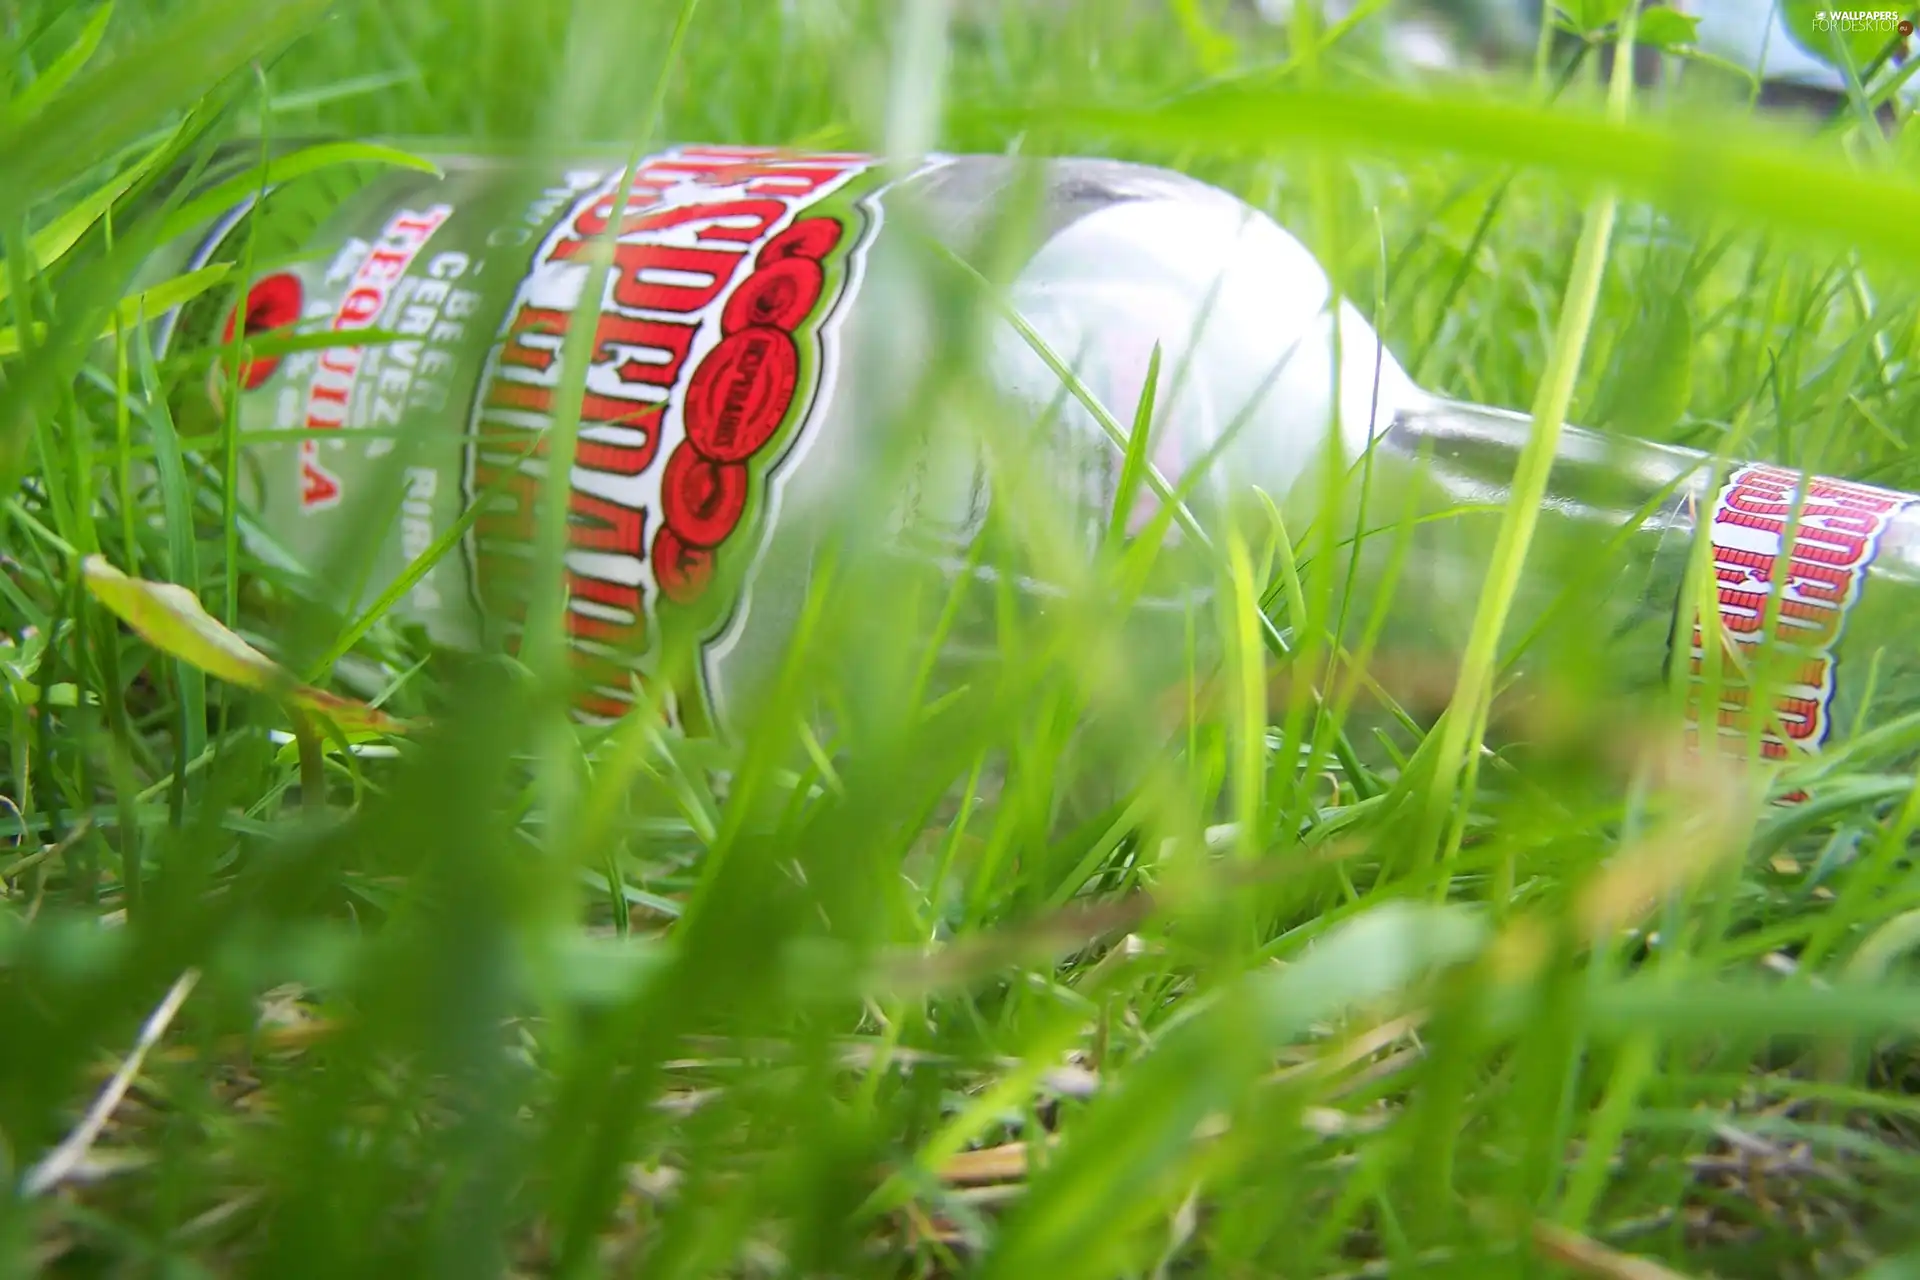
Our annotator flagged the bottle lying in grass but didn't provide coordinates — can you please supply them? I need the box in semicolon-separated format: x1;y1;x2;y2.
146;142;1917;777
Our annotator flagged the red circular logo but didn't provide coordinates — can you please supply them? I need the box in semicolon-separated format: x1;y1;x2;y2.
652;525;715;604
759;216;842;266
219;272;304;391
682;327;799;464
721;257;824;334
661;444;749;549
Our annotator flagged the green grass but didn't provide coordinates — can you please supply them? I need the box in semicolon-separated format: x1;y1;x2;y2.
10;0;1920;1275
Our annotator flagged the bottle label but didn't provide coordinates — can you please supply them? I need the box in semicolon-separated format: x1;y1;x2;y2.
192;145;904;731
1681;462;1913;768
291;203;458;508
462;147;894;727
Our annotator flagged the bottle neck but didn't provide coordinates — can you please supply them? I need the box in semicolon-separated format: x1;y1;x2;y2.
1374;398;1711;531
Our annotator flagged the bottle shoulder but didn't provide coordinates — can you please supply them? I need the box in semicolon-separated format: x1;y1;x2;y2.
951;171;1422;518
899;153;1242;248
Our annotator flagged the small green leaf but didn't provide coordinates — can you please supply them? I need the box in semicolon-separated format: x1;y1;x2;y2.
0;628;47;683
1558;0;1631;36
83;555;408;734
38;683;85;708
1780;0;1897;81
1637;7;1701;50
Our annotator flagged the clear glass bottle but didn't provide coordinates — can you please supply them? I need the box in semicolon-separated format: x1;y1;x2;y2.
146;142;1918;770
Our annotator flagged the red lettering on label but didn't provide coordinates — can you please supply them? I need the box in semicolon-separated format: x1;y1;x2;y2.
568;645;647;704
596;314;697;389
564;185;667;241
306;369;352;429
1720;507;1786;538
1777;694;1825;740
481;383;663;475
1804;504;1886;535
566;489;648;556
485;377;659;428
299;444;341;510
1683;461;1915;799
607;241;747;315
1683;725;1793;762
1691;681;1826;727
1713;586;1842;645
472;460;539;547
631;198;787;244
336;287;384;327
1789;523;1871;567
359;247;412;285
498;307;697;389
461;147;884;728
553;199;787;253
318;348;357;376
1684;702;1809;762
470;460;648;558
1711;544;1852;605
1747;465;1904;514
688;161;861;200
501;307;567;373
1727;488;1882;536
1688;647;1829;691
565;573;648;648
567;571;643;615
575;688;640;721
295;204;452;510
387;211;453;240
637;148;782;187
493;433;665;482
566;607;640;648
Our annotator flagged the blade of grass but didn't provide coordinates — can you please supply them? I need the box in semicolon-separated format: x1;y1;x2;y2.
996;83;1920;274
0;0;337;227
134;313;205;828
1419;11;1641;882
2;1;114;132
